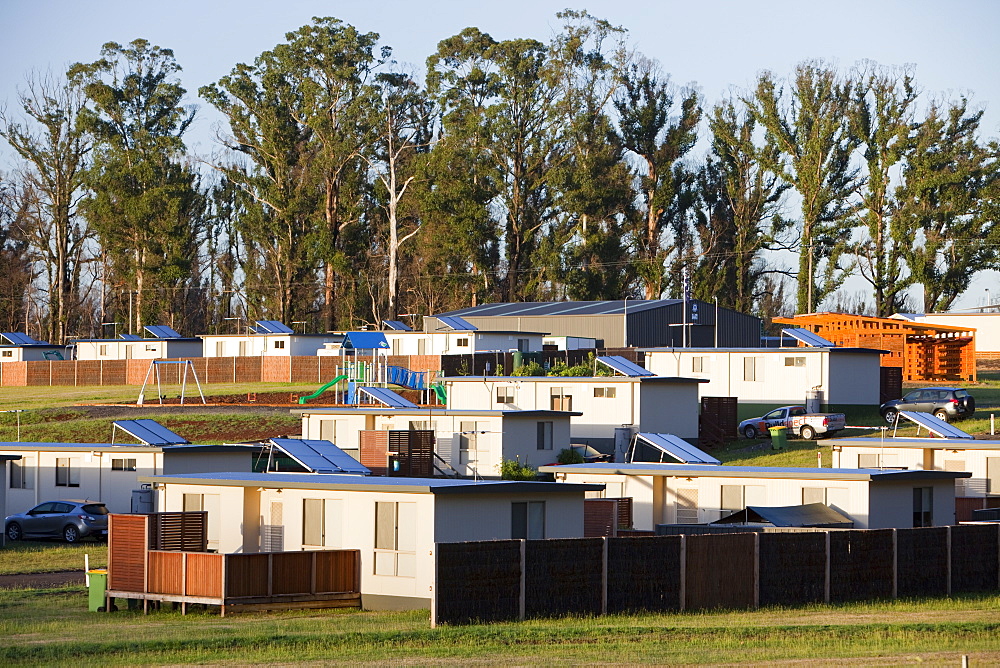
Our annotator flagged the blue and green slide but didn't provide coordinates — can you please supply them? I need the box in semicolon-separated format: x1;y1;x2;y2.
297;374;350;404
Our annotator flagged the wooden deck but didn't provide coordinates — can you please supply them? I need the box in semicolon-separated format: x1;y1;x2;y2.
106;513;361;616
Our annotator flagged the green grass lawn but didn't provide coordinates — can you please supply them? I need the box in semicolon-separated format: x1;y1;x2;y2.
0;541;106;575
0;587;998;665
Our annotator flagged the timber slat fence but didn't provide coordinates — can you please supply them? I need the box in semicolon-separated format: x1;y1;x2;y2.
433;524;1000;626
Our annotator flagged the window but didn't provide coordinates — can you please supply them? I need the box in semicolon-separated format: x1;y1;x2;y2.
456;337;469;347
238;340;248;356
517;338;529;352
274;340;285;349
374;502;416;576
10;456;32;489
593;387;617;398
743;356;757;381
550;388;572;411
511;501;545;539
987;457;1000;494
676;488;699;524
459;421;478;456
112;458;136;472
858;454;880;468
497;387;515;404
720;484;765;516
319;419;336;442
1;350;11;358
55;458;79;487
183;493;221;547
215;341;225;357
536;421;553;450
784;356;806;367
303;499;342;547
913;487;933;527
99;345;108;356
802;487;826;505
145;344;157;352
692;357;707;373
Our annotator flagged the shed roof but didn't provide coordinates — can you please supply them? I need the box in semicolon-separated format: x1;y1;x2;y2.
828;436;1000;450
140;471;604;495
712;503;853;528
539;462;970;482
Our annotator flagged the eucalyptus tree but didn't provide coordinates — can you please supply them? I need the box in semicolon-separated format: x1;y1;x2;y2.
614;57;701;299
0;72;93;343
746;61;861;313
0;178;33;332
69;39;204;333
847;64;918;317
897;99;1000;312
694;97;790;313
428;27;567;302
548;10;635;300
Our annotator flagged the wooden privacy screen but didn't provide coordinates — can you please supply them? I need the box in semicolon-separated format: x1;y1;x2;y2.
360;430;434;477
700;396;738;446
773;313;976;382
433;524;1000;626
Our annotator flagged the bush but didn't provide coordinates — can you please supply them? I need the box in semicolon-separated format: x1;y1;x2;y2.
557;448;585;464
500;458;537;480
513;361;545;376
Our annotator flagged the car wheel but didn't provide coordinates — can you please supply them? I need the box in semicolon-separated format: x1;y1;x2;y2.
63;525;80;543
934;409;949;422
800;425;816;441
6;523;22;541
883;409;898;425
743;425;757;439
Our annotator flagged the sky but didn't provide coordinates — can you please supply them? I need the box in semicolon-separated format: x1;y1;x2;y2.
2;0;999;310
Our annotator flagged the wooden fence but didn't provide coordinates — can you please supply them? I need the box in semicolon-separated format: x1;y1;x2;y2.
107;514;361;615
432;523;1000;626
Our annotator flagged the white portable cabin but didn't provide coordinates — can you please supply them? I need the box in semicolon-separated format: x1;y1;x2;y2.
442;374;706;452
142;472;602;610
75;326;202;361
542;462;966;530
0;332;71;362
203;320;339;357
642;346;884;412
296;407;578;477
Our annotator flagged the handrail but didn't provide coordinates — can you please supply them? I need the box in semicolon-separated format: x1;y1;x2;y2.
433;452;460;477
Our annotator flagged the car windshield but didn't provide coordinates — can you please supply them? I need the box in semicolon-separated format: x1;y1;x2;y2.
82;504;108;515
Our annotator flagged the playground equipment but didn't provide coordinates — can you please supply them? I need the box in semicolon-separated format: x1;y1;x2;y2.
298;362;446;406
137;360;206;405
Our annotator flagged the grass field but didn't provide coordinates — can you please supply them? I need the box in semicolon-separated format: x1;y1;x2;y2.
0;541;106;575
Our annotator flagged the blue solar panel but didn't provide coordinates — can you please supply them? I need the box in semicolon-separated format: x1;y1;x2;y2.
343;332;390;350
254;320;294;334
145;325;183;339
435;316;477;331
596;355;655;377
382;320;412;331
633;432;721;465
897;411;975;440
270;438;370;474
120;334;142;341
782;328;836;347
113;419;189;445
357;386;418;409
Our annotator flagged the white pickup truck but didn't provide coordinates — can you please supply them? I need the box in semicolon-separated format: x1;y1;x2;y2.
738;405;847;441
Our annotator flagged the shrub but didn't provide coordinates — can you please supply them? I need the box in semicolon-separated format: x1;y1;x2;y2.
500;458;537;480
557;448;585;465
513;361;545;376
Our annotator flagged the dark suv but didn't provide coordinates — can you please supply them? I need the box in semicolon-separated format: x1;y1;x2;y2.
880;387;975;424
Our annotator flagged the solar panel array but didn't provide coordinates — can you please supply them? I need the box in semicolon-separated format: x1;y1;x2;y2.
270;438;370;474
435;315;478;331
382;319;413;331
897;410;975;440
634;432;722;465
596;355;655;377
252;320;294;334
113;419;190;445
357;386;419;409
144;325;183;339
120;334;142;341
1;332;43;345
781;328;836;348
435;299;677;318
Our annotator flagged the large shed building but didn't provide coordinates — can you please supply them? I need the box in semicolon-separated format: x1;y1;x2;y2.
430;299;761;349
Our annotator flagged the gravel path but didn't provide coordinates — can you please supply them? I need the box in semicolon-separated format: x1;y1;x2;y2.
0;570;82;589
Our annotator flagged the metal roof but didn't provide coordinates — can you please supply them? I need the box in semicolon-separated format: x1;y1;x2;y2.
295;407;581;417
342;331;390;350
140;471;605;494
596;355;655;377
433;315;478;331
269;438;370;475
631;433;721;465
443;375;704;384
436;299;678;318
112;419;189;445
0;442;257;453
252;320;294;334
827;436;1000;450
895;411;975;439
781;328;836;347
357;386;419;409
382;320;413;331
712;503;853;528
120;334;142;341
539;462;971;481
144;325;183;339
1;332;44;345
